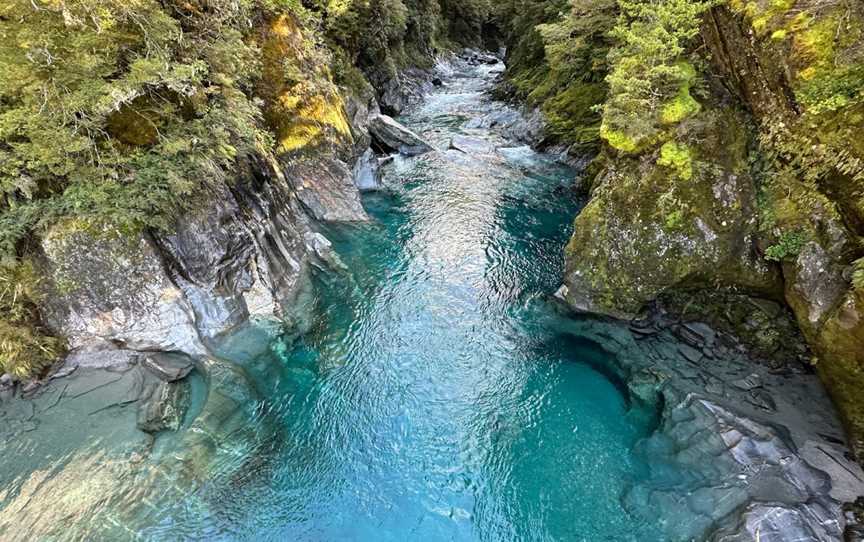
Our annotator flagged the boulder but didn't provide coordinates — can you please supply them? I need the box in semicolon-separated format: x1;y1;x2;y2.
368;114;435;156
136;380;189;433
141;352;195;382
562;109;779;319
35;220;206;356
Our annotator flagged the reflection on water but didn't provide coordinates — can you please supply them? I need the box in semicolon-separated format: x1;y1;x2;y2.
0;59;676;540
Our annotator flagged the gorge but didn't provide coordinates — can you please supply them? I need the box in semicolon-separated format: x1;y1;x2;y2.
1;1;864;540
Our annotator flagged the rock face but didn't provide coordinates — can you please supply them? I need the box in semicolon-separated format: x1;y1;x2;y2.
556;2;864;458
563;109;778;318
35;94;373;355
353;148;383;191
36;221;206;356
368;114;435;156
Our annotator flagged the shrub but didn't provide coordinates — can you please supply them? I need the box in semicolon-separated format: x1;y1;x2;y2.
764;230;808;261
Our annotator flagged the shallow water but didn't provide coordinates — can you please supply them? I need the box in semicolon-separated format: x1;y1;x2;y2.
1;60;685;540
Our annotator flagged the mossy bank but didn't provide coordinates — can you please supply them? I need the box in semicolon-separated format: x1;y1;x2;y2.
498;0;864;459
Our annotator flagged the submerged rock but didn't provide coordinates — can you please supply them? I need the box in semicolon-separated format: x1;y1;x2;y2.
449;135;496;156
136;379;189;433
550;314;864;542
368;114;435;156
141;352;195;382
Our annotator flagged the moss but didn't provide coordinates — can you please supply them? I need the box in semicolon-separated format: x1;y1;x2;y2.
657;141;693;180
770;29;787;40
542;82;607;148
600;124;640;153
810;288;864;459
258;14;352;154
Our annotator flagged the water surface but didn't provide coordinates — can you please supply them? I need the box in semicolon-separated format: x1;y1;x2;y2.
209;60;665;540
0;59;675;541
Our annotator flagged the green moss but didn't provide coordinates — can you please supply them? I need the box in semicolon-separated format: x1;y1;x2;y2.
770;29;787;40
657;141;693;180
600;124;640;153
664;209;685;230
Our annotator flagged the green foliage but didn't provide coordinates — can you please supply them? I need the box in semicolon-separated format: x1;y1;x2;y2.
323;0;492;89
0;0;300;256
764;230;807;261
0;260;63;378
499;0;615;148
600;0;713;152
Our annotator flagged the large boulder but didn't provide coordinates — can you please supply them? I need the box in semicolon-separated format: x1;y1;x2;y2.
368;114;435;156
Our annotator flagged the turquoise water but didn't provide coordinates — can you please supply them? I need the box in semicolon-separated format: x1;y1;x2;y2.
0;60;679;541
196;62;667;540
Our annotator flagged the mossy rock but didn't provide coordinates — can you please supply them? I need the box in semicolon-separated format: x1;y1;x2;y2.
811;287;864;459
563;108;780;318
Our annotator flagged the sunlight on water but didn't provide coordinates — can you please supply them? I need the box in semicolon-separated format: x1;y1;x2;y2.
0;58;679;541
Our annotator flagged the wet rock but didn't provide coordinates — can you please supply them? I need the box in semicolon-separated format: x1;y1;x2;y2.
730;373;761;391
0;373;12;388
681;321;717;348
368;114;435;156
141;352;194;382
678;343;704;363
465;107;545;145
137;380;189;433
710;501;842;542
379;66;436;115
304;232;348;272
353;148;382;191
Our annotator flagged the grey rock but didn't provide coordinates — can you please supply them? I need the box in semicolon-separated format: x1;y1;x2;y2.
304;232;348;272
353;148;382;191
35;223;206;356
379;66;436;115
369;114;435;156
141;352;195;382
788;241;848;327
730;373;762;391
678;343;704;363
137;380;189;433
682;321;717;347
0;373;12;387
63;343;139;371
710;501;842;542
289;157;370;222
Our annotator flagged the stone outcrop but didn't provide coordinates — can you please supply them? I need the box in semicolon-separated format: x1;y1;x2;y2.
368;114;436;156
562;108;779;318
557;2;864;459
550;310;864;541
